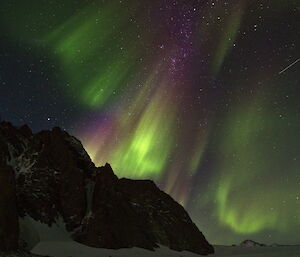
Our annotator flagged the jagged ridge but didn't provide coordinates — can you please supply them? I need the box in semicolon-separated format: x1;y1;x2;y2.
0;122;214;255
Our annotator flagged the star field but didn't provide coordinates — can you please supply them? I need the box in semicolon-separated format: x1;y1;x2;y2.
0;0;299;245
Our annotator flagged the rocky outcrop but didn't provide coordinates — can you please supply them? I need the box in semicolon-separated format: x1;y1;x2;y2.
116;178;214;255
74;163;214;255
0;123;93;230
0;161;19;251
0;122;214;255
0;123;20;251
75;164;157;250
240;240;266;247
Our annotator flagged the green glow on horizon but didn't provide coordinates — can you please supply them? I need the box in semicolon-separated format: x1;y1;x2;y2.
216;179;280;234
215;94;300;234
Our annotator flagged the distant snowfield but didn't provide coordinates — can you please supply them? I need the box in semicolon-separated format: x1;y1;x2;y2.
32;242;300;257
213;245;300;257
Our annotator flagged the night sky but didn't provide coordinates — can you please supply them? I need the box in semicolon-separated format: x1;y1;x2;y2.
0;0;299;245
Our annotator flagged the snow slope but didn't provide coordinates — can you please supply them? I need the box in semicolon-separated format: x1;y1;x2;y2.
25;221;300;257
32;241;202;257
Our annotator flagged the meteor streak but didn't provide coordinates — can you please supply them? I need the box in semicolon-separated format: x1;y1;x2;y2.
279;58;300;74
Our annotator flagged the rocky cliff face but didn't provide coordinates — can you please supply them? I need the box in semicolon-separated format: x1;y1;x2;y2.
0;122;214;255
0;161;19;251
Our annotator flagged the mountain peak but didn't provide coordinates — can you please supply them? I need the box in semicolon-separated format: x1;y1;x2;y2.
0;123;214;255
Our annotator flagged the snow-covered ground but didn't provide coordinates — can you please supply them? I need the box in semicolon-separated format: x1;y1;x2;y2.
32;242;201;257
17;216;300;257
31;242;300;257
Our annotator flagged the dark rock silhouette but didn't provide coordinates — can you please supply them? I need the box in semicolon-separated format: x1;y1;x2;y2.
0;161;19;250
240;239;266;247
0;122;214;255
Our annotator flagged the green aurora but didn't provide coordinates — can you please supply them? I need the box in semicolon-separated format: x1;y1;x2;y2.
0;0;299;245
